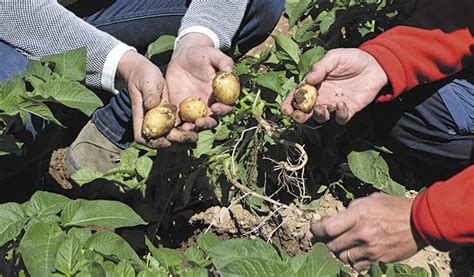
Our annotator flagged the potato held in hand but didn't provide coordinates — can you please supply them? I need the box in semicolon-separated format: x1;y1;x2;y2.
213;72;240;105
142;104;177;139
179;97;208;123
292;84;318;113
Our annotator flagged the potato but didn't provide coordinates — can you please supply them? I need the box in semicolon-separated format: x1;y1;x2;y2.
179;97;208;123
142;103;176;139
292;84;318;113
213;72;240;105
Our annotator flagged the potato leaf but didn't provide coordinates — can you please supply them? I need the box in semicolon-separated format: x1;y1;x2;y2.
145;35;176;59
0;203;27;247
41;47;87;81
61;199;146;229
25;191;71;217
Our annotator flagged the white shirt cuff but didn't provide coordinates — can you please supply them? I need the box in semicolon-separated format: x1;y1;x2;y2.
101;43;136;94
175;26;220;49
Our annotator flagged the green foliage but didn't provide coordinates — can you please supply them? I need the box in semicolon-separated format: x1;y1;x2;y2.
0;47;103;156
145;35;176;59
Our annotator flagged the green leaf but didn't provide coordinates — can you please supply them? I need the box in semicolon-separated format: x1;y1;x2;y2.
18;96;64;126
196;233;221;252
85;231;144;266
70;167;104;186
25;60;53;82
41;47;87;81
273;35;300;64
136;155;153;179
185;246;210;267
19;223;66;277
208;238;284;270
256;71;285;95
193;130;215;158
181;267;208;277
145;35;176;59
67;227;92;245
25;191;71;217
145;237;183;269
318;9;337;35
298;47;325;80
0;135;23;156
218;257;290;277
114;260;136;277
55;236;82;276
35;80;103;117
347;150;406;196
0;202;27;247
286;0;313;27
300;243;341;276
120;147;140;171
61;199;146;229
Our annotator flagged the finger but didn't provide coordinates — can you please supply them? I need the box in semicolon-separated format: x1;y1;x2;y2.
327;233;359;256
311;211;358;239
129;86;146;145
335;102;350;125
166;128;198;144
142;77;165;110
313;104;330;123
180;123;196;131
160;82;170;103
292;110;313;124
147;137;172;149
211;103;234;116
281;90;295;116
208;48;234;73
353;260;371;272
304;50;338;86
195;116;218;129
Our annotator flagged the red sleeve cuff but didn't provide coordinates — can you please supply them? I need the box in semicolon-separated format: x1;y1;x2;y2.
359;42;404;102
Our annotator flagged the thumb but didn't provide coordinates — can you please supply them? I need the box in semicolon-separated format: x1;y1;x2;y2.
208;48;234;73
304;50;339;86
141;76;166;110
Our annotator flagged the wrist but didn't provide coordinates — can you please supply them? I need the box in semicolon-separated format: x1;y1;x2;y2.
175;33;214;51
117;50;143;82
364;50;389;92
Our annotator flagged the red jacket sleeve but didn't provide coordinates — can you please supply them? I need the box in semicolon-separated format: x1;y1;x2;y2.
411;166;474;251
359;0;474;102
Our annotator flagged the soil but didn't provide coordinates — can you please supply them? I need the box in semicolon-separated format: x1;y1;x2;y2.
48;148;74;190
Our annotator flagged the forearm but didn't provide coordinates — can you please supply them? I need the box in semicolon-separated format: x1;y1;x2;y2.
359;0;474;101
178;0;249;50
0;0;133;93
411;165;474;251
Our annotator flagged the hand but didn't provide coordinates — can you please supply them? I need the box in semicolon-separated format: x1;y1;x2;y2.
282;48;388;125
311;193;426;272
166;33;234;130
117;51;197;147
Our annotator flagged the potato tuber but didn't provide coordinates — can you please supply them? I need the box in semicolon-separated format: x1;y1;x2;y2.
179;97;208;123
292;84;318;113
212;72;240;105
142;103;177;139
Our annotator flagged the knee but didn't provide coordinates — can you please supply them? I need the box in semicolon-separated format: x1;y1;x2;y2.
246;0;285;35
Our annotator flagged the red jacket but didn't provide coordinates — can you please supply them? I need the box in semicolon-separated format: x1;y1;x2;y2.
359;0;474;250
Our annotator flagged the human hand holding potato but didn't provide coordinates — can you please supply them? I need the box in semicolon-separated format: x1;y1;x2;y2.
282;48;388;125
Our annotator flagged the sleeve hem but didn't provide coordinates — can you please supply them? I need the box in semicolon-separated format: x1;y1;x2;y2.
175;26;221;49
359;43;407;102
101;43;136;94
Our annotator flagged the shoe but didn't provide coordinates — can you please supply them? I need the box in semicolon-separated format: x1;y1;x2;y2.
49;120;122;190
65;120;122;173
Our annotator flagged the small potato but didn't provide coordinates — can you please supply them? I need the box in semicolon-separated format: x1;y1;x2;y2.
213;72;240;105
179;97;208;123
142;103;177;139
292;84;318;113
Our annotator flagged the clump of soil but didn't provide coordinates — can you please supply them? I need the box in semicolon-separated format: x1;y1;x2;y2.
48;148;74;190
